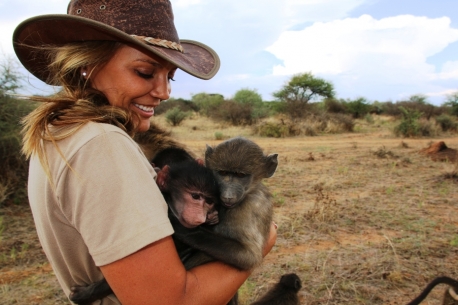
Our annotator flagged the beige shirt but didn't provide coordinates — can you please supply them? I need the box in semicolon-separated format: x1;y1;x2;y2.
28;122;174;304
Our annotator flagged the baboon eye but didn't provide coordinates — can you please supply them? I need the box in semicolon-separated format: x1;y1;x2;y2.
235;172;247;178
191;193;202;200
218;170;229;176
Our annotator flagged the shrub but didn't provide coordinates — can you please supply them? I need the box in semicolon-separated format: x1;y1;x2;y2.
191;93;224;116
0;95;36;205
393;107;423;137
214;132;224;140
155;98;197;115
257;122;290;138
0;58;36;205
324;98;346;114
344;97;371;118
209;100;254;126
435;114;458;132
165;107;189;126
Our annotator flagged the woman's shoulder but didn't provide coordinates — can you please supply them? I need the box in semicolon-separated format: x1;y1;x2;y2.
72;122;134;145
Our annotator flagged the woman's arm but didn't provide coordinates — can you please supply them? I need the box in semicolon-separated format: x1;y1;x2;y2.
101;222;277;305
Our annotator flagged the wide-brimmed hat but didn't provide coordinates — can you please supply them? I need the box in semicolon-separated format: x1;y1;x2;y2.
13;0;220;84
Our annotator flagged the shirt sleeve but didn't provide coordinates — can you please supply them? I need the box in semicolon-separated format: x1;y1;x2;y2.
55;130;174;266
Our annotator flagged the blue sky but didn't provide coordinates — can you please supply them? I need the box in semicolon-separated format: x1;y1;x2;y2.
1;0;458;105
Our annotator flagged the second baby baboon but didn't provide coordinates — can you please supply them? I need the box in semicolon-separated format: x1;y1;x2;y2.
251;273;302;305
407;276;458;305
173;137;278;271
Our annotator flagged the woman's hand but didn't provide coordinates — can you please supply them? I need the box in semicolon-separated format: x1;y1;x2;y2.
262;221;278;257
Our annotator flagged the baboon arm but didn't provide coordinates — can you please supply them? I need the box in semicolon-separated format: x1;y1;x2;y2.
69;279;112;304
174;229;261;270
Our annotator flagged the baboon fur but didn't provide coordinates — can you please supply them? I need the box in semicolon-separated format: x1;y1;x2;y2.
407;276;458;305
134;122;192;161
251;273;302;305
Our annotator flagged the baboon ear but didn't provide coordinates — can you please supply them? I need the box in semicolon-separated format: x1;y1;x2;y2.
205;145;214;159
264;154;278;178
156;165;170;191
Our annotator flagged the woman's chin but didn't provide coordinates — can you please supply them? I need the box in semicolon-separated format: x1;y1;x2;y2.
137;120;151;132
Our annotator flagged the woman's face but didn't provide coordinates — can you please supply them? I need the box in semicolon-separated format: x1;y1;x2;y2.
89;45;177;132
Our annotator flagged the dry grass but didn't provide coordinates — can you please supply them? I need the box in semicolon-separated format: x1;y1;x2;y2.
1;115;458;304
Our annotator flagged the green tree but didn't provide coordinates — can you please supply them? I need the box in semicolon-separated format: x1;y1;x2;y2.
344;97;371;118
273;72;334;120
444;91;458;116
165;107;189;126
191;92;224;116
232;88;270;121
233;88;263;107
394;106;423;137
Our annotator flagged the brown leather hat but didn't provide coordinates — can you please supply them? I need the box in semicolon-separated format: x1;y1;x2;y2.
13;0;220;83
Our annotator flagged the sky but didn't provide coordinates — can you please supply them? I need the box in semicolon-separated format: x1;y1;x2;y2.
1;0;458;105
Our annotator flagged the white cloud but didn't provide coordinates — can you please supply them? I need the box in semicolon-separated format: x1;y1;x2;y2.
438;60;458;79
266;15;458;78
264;14;458;103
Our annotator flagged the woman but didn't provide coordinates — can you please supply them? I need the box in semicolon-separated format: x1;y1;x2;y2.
14;0;276;304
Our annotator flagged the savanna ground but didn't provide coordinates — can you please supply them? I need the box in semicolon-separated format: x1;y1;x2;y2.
1;115;457;304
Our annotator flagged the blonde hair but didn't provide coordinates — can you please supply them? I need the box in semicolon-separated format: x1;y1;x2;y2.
21;41;139;182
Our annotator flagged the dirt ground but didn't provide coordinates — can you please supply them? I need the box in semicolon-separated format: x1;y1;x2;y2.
1;116;457;304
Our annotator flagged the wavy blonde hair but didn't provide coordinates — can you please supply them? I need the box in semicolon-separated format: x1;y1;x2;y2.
21;41;139;182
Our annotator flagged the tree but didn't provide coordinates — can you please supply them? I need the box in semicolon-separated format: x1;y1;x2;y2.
233;88;263;107
0;56;21;98
191;92;224;116
444;91;458;116
273;72;334;120
344;97;371;118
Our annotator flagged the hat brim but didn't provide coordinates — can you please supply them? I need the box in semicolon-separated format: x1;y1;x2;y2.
13;14;220;83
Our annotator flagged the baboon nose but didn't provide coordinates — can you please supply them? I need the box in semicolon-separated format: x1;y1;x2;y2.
221;197;237;208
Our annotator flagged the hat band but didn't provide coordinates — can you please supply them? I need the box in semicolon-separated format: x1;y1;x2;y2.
130;35;184;53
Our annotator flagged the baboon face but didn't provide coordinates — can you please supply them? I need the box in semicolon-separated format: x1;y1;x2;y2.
205;137;278;208
212;170;253;208
280;273;302;292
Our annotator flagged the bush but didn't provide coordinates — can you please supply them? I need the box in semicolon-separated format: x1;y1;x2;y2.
0;58;35;205
191;93;224;116
165;107;189;126
214;132;224;140
0;95;37;205
435;114;458;132
253;113;354;137
257;123;290;138
209;100;254;126
155;98;197;115
344;97;371;118
324;98;346;114
393;107;423;137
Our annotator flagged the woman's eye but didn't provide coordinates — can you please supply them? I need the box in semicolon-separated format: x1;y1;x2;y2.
135;70;153;79
168;77;175;82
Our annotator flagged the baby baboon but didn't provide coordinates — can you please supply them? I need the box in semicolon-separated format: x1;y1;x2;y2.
407;276;458;305
69;152;220;304
173;137;278;271
251;273;302;305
